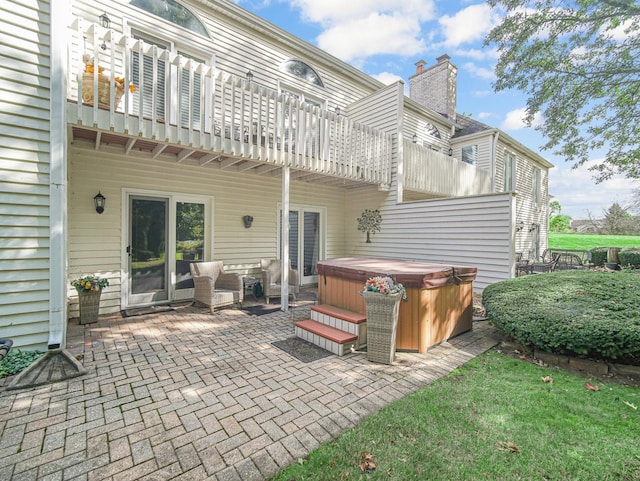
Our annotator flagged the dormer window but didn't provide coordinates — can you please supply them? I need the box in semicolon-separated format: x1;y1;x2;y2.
280;60;324;88
130;0;209;37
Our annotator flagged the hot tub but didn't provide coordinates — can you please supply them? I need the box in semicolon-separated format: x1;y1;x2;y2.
316;258;477;353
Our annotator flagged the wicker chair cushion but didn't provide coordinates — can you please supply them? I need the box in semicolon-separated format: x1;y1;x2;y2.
266;261;281;284
191;261;222;284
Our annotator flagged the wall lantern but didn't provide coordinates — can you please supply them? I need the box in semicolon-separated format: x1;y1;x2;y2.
335;106;341;117
529;223;538;232
243;215;254;228
412;133;418;143
94;192;106;214
516;221;525;232
448;147;453;156
246;70;254;82
99;13;111;29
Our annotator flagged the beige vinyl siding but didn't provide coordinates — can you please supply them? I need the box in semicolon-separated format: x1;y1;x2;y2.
67;143;349;316
452;135;493;173
0;0;52;349
345;189;514;291
71;0;379;111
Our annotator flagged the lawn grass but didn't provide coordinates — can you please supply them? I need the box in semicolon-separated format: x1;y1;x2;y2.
549;233;640;250
269;350;640;481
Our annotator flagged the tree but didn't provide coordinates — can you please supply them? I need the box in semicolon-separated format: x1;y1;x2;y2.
485;0;640;182
549;200;571;232
601;202;633;234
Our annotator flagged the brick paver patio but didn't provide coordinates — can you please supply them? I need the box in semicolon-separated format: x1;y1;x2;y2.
0;304;499;480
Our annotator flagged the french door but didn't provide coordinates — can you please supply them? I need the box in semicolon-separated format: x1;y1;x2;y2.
280;205;324;285
125;191;210;308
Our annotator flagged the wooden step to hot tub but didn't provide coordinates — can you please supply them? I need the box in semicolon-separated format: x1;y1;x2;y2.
310;304;367;349
294;319;358;357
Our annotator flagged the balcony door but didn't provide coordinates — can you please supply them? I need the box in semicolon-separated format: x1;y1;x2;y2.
124;191;210;308
280;205;324;285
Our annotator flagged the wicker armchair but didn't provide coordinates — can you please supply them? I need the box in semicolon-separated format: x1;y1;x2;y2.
259;259;299;304
190;261;243;313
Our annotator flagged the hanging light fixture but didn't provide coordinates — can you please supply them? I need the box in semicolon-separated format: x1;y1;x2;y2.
94;192;106;214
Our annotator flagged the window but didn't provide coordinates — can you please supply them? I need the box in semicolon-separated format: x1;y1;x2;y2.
130;32;206;129
533;168;542;206
425;122;441;139
461;145;477;165
504;153;516;192
280;60;324;88
130;0;209;37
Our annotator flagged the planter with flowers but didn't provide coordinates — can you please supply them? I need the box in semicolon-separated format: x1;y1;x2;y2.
81;55;136;110
360;276;407;364
71;275;109;324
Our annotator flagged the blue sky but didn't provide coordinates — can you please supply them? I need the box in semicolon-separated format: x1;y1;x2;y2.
236;0;638;220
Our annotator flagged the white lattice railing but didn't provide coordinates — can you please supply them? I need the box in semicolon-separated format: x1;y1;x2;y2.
68;21;393;186
403;140;493;197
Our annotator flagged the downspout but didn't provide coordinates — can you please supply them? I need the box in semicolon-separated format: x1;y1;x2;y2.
48;0;68;349
491;130;500;192
281;165;290;311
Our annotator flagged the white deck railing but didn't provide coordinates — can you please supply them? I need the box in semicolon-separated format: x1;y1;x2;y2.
68;21;392;186
403;140;493;197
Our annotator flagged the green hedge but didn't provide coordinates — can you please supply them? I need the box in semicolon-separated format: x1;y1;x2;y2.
619;248;640;268
483;270;640;365
589;247;608;267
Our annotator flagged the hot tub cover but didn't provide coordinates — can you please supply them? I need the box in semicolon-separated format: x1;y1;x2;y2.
317;257;477;289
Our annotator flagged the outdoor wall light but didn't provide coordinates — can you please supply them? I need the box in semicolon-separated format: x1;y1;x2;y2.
99;13;111;29
335;106;341;117
529;223;538;232
516;221;525;232
412;133;418;143
94;192;106;214
246;70;254;82
243;215;254;228
448;147;453;156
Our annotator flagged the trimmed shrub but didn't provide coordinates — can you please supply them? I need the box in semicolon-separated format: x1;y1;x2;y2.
589;247;608;267
483;270;640;365
619;248;640;269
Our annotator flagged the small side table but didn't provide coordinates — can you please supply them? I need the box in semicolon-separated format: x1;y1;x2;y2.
243;276;261;300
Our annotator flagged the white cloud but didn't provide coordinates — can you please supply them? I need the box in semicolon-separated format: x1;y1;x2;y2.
500;107;542;130
452;47;499;61
281;0;436;62
439;3;500;47
462;61;494;80
317;13;427;62
371;71;404;85
549;161;638;219
477;111;494;120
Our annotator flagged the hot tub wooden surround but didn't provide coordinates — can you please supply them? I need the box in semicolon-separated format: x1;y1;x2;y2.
295;258;476;355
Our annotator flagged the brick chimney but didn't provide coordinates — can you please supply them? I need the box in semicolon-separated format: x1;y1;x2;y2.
409;54;457;121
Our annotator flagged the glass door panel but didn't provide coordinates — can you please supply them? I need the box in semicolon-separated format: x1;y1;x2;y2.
174;201;205;299
302;212;320;282
129;196;168;305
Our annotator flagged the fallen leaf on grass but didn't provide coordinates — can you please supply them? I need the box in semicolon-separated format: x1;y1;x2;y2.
585;382;600;391
541;376;553;383
358;452;376;472
623;401;638;410
497;441;519;453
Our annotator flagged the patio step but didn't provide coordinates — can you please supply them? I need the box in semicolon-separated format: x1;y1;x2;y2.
310;304;367;349
294;320;358;357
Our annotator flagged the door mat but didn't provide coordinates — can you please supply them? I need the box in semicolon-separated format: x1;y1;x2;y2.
272;337;333;363
243;305;282;316
121;306;175;318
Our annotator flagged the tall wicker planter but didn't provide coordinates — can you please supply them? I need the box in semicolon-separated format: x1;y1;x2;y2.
363;291;402;364
79;290;102;325
81;72;125;109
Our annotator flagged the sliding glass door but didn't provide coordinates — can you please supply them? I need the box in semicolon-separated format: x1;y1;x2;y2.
125;191;210;308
